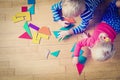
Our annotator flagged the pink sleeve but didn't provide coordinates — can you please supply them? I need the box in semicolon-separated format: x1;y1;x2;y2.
74;37;95;57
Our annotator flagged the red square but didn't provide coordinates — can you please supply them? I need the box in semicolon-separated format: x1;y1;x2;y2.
21;6;27;12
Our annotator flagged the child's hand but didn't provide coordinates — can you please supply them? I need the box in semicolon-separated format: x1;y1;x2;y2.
57;20;70;27
72;57;78;65
58;30;69;40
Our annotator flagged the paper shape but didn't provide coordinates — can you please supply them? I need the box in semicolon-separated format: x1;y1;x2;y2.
28;4;35;15
70;43;76;52
52;31;60;38
45;49;50;59
64;17;76;23
24;21;32;38
21;6;27;12
18;32;32;39
28;23;40;31
38;26;51;36
76;63;84;75
59;24;74;31
16;12;31;21
32;32;41;44
12;16;24;23
51;50;60;57
38;33;49;39
78;56;87;64
28;0;35;4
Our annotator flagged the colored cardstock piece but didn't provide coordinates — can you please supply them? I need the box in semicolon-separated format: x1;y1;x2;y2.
70;43;76;52
58;34;72;41
78;56;87;64
24;21;32;38
16;12;31;21
64;17;76;23
76;63;84;75
12;16;24;23
28;0;35;4
38;26;51;36
28;23;40;31
45;49;50;59
38;33;49;39
19;32;32;39
28;4;35;15
59;24;74;31
50;50;60;57
52;31;60;38
32;32;41;44
21;6;28;12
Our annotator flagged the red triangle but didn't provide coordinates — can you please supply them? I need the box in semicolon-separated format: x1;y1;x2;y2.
19;32;32;39
76;63;84;75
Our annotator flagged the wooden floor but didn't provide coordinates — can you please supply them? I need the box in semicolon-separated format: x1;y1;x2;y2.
0;0;120;80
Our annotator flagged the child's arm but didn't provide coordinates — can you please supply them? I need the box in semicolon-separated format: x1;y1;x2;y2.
51;1;63;22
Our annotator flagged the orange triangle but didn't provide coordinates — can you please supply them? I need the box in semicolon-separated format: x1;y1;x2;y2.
38;26;51;36
64;17;76;23
18;32;32;39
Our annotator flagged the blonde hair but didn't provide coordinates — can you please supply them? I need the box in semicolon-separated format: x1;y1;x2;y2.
62;0;85;17
91;41;116;62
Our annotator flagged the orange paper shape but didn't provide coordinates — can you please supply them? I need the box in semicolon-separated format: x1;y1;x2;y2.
18;32;32;39
64;17;76;23
38;26;51;36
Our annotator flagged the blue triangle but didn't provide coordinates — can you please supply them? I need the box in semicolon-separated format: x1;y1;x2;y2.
59;24;74;31
52;31;60;38
28;4;35;15
51;50;60;57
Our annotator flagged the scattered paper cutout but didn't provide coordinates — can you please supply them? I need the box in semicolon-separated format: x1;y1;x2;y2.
18;32;32;39
50;50;60;57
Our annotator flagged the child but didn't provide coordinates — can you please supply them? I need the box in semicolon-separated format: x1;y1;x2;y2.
51;0;107;39
73;0;120;64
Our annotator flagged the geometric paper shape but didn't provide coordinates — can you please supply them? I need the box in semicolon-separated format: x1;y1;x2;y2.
28;4;35;15
24;21;32;38
58;34;72;41
18;32;32;39
70;43;76;52
78;56;87;64
21;6;28;12
32;32;41;44
38;33;49;39
52;31;60;38
38;26;51;36
45;49;50;59
64;17;76;23
28;0;35;4
50;50;60;57
28;23;40;31
12;16;24;23
16;12;31;21
59;24;74;31
76;63;84;75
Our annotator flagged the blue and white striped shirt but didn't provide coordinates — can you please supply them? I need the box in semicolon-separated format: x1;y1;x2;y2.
102;0;120;34
51;0;103;34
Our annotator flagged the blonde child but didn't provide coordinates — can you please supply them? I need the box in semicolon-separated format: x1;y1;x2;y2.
51;0;106;39
73;0;120;64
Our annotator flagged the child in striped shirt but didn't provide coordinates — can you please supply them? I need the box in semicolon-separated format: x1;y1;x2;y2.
72;0;120;64
51;0;106;39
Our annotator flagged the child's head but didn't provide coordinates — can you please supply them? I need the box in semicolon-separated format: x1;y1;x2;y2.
62;0;85;18
91;33;116;61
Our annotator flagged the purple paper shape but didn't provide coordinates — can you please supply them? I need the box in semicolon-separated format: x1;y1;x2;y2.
28;23;40;31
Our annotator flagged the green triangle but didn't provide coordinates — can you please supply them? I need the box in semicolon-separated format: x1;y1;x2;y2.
23;21;32;38
51;50;60;57
70;43;76;52
59;24;74;31
52;31;60;38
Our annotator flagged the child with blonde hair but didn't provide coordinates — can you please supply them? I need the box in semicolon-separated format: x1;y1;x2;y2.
73;0;120;64
51;0;106;39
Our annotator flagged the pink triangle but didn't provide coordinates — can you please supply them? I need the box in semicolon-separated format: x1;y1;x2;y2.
19;32;32;39
76;63;84;75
